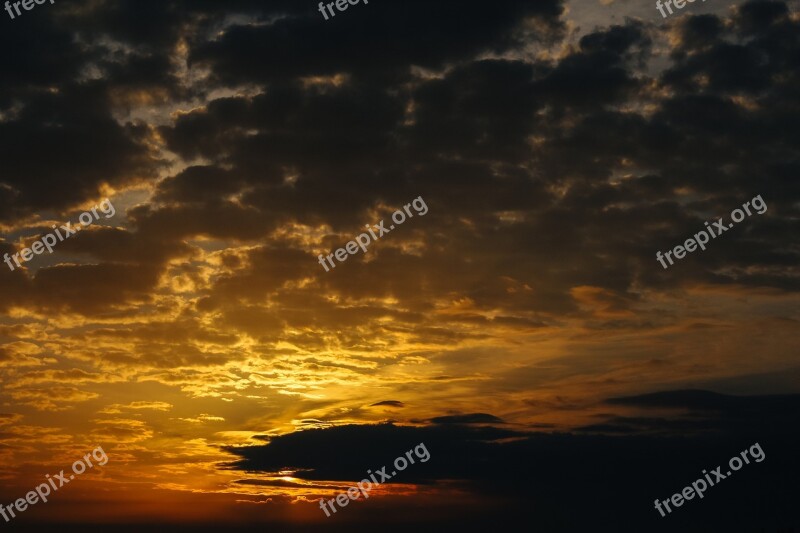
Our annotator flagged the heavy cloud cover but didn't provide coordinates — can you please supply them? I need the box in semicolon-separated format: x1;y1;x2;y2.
0;0;795;321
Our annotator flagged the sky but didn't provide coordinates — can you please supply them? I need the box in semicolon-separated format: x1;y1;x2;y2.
0;0;798;531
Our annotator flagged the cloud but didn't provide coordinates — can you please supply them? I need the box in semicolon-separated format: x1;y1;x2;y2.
9;386;99;411
91;418;154;443
177;414;226;423
190;0;566;84
224;391;800;528
428;413;504;425
99;401;174;414
369;401;405;408
0;414;23;427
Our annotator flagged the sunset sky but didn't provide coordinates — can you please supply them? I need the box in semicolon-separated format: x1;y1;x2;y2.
0;0;799;531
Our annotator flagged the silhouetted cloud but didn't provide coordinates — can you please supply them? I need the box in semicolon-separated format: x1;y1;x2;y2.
369;401;405;408
429;413;504;424
226;390;800;530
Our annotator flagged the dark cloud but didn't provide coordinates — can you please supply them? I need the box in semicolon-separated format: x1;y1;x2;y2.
0;84;161;219
608;389;800;420
428;413;504;425
370;401;404;408
3;0;794;321
155;165;244;204
225;390;800;531
190;0;565;83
